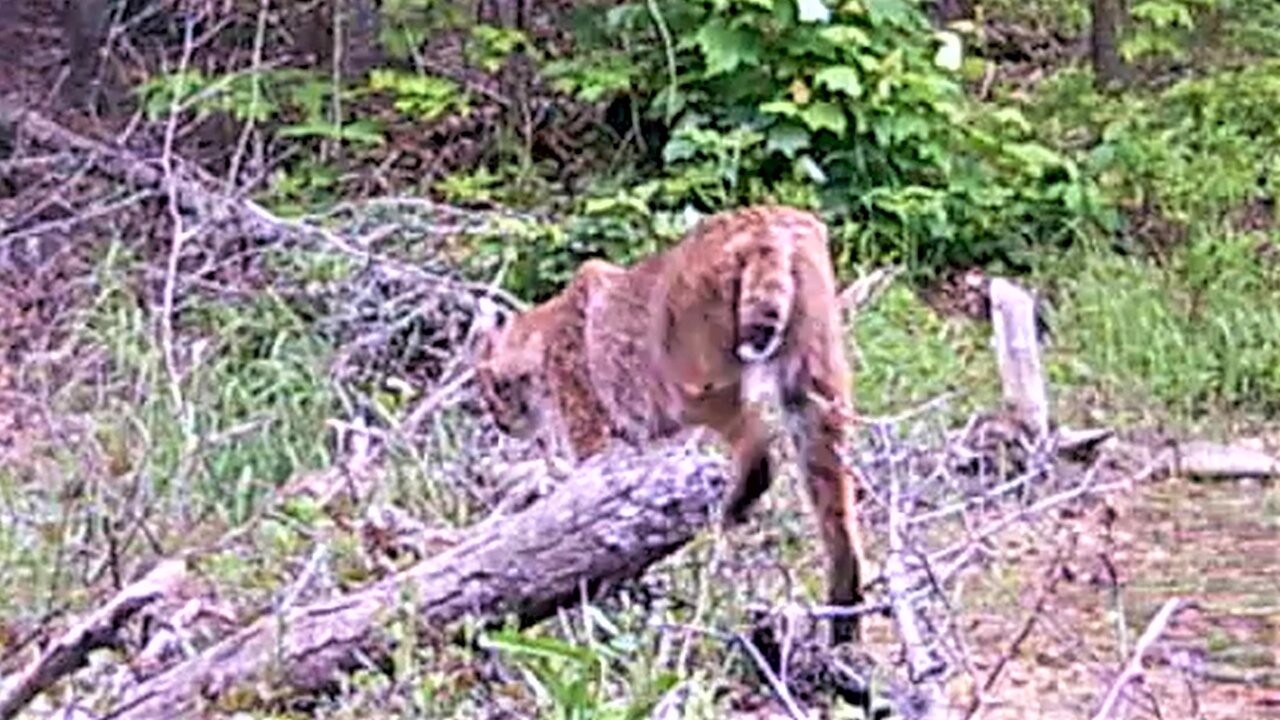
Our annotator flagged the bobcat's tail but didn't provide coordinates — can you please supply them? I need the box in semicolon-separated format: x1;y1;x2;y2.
735;238;795;364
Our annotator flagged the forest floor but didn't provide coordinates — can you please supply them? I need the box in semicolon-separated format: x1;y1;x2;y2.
949;471;1279;718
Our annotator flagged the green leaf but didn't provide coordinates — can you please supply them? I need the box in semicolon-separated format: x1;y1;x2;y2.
1131;0;1194;29
866;0;912;26
337;120;385;145
797;154;828;183
795;0;831;24
277;120;385;146
1003;141;1067;175
759;100;802;117
767;123;812;157
814;65;863;98
662;135;700;163
481;630;598;665
800;102;847;136
989;107;1032;134
818;25;870;46
695;22;762;76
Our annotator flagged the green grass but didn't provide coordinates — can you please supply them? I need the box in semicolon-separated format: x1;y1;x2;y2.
0;240;340;633
851;283;999;421
79;241;336;527
847;229;1280;435
1037;234;1280;429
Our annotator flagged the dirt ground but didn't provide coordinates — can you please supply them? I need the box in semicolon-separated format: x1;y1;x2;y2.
945;473;1280;719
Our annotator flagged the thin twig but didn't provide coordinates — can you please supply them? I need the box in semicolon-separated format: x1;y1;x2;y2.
276;543;330;615
225;0;271;190
734;631;809;720
1091;598;1185;720
644;0;679;123
657;620;808;720
964;538;1074;718
0;189;158;246
158;17;199;414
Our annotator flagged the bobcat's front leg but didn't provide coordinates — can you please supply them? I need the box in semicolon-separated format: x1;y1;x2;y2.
721;408;775;527
534;429;575;495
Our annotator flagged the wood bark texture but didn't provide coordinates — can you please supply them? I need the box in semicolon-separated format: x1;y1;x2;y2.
987;278;1051;438
0;561;189;720
1166;441;1280;480
1091;0;1128;89
104;441;727;719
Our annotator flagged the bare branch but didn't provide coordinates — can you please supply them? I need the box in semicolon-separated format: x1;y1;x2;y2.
0;96;528;313
884;453;948;719
1091;598;1186;720
839;266;902;315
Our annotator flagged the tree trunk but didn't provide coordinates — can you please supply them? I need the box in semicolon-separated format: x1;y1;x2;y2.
104;442;728;720
931;0;974;25
59;0;111;105
1091;0;1128;90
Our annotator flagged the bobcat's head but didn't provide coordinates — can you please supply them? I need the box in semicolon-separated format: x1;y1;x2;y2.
473;311;547;440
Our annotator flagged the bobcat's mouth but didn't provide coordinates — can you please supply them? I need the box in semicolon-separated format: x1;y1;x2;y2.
737;322;783;362
480;382;536;438
492;411;535;438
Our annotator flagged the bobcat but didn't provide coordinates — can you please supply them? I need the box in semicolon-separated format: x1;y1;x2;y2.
473;258;623;463
473;206;866;644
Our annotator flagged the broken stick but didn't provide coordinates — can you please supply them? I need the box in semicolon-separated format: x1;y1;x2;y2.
1090;598;1184;720
986;277;1051;438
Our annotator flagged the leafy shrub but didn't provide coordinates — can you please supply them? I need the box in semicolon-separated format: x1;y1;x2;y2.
369;69;471;120
536;0;1107;284
1085;60;1280;237
458;182;693;301
137;67;386;148
1123;0;1280;67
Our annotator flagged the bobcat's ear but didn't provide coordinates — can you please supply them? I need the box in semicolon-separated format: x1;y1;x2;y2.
469;296;510;361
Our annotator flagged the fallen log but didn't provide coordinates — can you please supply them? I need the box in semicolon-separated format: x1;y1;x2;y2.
103;440;728;719
1164;440;1280;480
0;560;189;720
